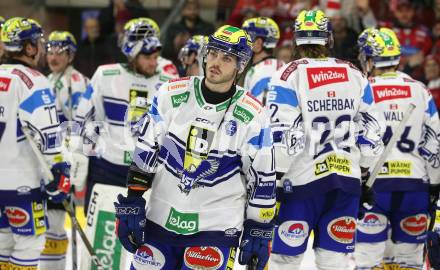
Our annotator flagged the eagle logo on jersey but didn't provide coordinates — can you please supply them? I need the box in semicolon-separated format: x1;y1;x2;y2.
419;124;440;168
178;159;219;195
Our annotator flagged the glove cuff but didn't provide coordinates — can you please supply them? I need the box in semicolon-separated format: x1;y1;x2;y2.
243;219;274;239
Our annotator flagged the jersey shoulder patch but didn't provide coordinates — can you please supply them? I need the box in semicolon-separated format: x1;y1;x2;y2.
234;92;263;124
11;68;34;89
280;59;309;81
100;64;122;76
161;77;191;108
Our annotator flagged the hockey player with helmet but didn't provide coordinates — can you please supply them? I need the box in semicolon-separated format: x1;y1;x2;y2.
133;17;179;78
40;30;88;269
242;17;284;105
114;25;276;269
355;27;440;270
178;35;208;76
0;16;5;61
0;17;70;269
74;17;178;213
267;10;384;269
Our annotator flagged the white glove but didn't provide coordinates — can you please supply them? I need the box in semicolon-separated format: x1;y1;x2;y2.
70;152;89;191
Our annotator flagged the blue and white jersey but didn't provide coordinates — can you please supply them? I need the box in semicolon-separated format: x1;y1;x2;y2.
369;72;440;192
243;58;284;104
74;63;178;166
267;57;384;200
0;63;63;191
48;65;89;122
132;76;276;247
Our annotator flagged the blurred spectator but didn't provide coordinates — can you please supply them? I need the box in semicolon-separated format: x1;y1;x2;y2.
330;14;359;64
226;0;277;27
380;0;433;81
75;17;111;78
276;45;293;63
329;0;377;33
425;54;440;109
104;10;131;64
162;0;215;66
99;0;149;38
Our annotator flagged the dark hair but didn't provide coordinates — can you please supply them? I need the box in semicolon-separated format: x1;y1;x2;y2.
292;44;330;60
0;40;35;63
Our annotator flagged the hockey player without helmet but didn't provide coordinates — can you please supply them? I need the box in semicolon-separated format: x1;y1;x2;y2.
178;35;208;61
0;17;43;52
358;27;401;68
241;17;280;49
121;17;162;58
294;9;332;46
205;25;253;73
46;31;77;53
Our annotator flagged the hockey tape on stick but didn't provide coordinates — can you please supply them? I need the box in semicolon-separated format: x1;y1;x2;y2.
366;103;416;188
21;126;104;270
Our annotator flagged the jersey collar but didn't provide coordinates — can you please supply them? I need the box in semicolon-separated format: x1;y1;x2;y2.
194;77;244;112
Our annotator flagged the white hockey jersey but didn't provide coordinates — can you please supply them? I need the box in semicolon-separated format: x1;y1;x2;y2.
48;65;89;122
157;56;178;77
267;58;384;199
132;76;276;247
244;57;284;104
74;63;178;166
0;63;63;195
369;72;440;192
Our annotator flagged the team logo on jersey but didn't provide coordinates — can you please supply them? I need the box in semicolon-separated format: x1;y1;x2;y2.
379;161;412;176
0;77;11;92
314;154;351;176
373;85;411;103
306;67;348;89
5;207;30;227
225;120;237;136
128;89;149;123
184;247;224;270
133;245;165;268
327;217;356;244
357;213;387;234
278;221;309;247
178;159;219;195
400;214;428;236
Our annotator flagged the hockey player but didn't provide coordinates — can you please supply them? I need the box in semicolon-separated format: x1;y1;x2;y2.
354;27;440;270
133;17;179;78
0;17;70;269
74;17;178;213
39;30;88;269
114;25;276;269
266;10;384;269
178;35;208;76
242;17;284;105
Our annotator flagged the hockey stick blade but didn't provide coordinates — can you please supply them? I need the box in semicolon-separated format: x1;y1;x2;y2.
366;103;416;188
21;125;103;269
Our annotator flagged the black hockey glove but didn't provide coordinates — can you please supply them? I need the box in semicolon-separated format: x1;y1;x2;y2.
358;168;374;220
429;184;440;218
45;162;71;203
239;220;273;270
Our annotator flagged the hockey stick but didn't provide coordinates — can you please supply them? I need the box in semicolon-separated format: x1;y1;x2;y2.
21;126;104;270
365;103;416;188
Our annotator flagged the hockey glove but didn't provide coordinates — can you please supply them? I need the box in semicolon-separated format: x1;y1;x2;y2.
114;194;146;253
238;219;273;270
427;231;440;270
45;162;71;203
358;168;374;220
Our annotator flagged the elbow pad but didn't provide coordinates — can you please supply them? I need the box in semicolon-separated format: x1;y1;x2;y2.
126;163;154;196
